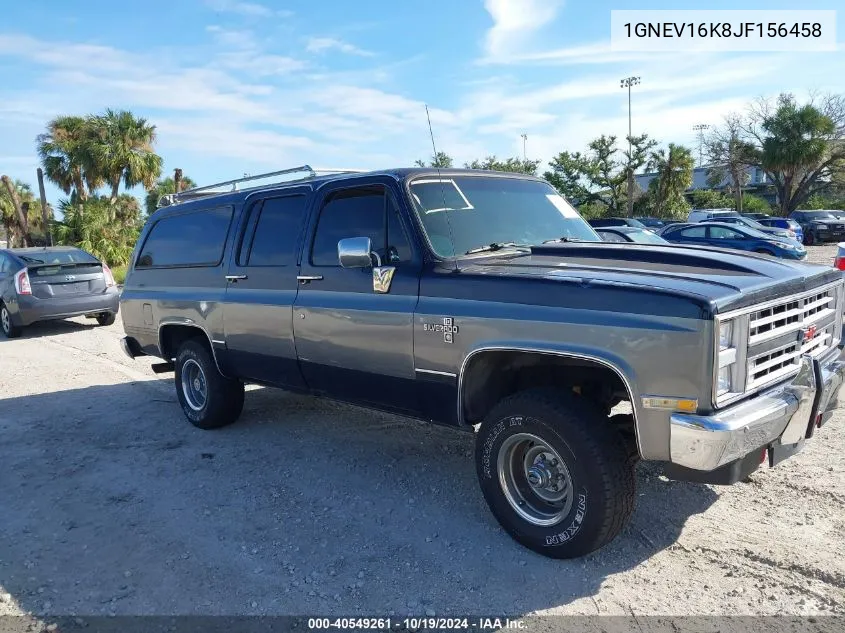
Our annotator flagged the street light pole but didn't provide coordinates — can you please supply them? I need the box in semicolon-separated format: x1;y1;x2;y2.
520;133;527;160
620;76;641;217
692;124;709;168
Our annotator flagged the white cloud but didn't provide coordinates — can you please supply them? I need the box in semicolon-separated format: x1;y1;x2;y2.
483;0;565;58
305;37;375;58
204;0;290;18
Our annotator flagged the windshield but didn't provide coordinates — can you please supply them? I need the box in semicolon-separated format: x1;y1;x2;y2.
803;211;838;220
738;217;766;230
407;176;600;256
626;218;647;229
627;231;668;245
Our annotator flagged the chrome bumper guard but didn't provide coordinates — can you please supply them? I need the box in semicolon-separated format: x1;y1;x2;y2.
670;347;845;471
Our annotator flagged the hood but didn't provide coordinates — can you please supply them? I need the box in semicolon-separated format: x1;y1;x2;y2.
455;242;841;314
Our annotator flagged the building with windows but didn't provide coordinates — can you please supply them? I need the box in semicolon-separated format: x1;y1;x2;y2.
635;165;768;192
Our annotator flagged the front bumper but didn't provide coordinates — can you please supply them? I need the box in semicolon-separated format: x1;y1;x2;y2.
669;347;845;472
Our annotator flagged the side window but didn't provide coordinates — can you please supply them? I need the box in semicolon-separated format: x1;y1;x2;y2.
709;226;742;240
0;254;8;274
311;186;412;267
136;207;233;268
680;226;706;239
241;195;307;267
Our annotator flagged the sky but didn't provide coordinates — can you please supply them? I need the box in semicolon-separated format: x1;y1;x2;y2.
0;0;843;209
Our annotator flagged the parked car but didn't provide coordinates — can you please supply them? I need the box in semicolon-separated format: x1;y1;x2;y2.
691;213;796;241
687;208;737;223
588;217;651;231
789;210;845;245
661;222;807;260
595;226;669;244
632;217;676;230
756;217;804;244
835;243;845;271
741;213;771;221
119;166;845;559
0;246;119;338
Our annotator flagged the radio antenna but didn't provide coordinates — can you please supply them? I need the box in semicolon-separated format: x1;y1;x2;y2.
424;104;459;272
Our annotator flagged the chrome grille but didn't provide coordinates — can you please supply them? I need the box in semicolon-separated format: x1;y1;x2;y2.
748;288;835;345
715;280;844;407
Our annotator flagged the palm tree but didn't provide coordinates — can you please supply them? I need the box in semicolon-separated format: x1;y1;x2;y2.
647;144;695;217
88;109;163;206
0;177;49;247
36;115;100;202
145;175;197;216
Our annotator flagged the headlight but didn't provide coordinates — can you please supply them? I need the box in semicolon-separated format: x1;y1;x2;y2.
719;321;733;350
717;366;733;396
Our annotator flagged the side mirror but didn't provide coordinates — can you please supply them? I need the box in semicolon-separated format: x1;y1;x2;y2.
338;237;375;268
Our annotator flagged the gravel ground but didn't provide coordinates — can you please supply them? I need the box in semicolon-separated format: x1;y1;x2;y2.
1;243;844;620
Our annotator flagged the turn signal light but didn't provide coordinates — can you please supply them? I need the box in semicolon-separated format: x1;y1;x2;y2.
102;264;116;287
641;397;698;413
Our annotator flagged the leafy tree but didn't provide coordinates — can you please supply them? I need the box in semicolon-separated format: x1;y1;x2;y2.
37;116;102;203
741;194;774;214
798;193;845;210
705;115;758;212
645;144;695;218
415;152;453;168
145;175;197;216
0;177;50;247
465;156;541;175
87;109;163;204
688;189;733;209
544;134;655;215
54;195;142;266
742;93;845;216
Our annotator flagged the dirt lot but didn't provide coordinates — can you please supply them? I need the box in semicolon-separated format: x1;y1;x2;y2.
1;243;844;620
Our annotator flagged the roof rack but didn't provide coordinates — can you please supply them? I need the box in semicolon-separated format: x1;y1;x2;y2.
157;165;367;208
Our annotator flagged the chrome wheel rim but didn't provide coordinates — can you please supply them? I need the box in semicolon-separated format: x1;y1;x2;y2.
497;432;574;526
1;307;9;334
181;359;207;411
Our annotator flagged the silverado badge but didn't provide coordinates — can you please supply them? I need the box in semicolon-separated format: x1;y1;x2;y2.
423;317;459;344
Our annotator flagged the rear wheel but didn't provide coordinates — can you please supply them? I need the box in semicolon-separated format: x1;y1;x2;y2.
96;312;116;326
0;302;22;338
174;339;244;429
475;389;636;559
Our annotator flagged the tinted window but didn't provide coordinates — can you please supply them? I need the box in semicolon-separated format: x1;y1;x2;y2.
137;207;233;268
311;187;412;267
16;249;97;265
680;227;706;238
709;226;743;240
0;254;8;274
243;195;306;267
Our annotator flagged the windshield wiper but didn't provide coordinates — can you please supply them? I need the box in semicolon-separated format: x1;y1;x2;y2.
464;242;529;255
541;237;585;244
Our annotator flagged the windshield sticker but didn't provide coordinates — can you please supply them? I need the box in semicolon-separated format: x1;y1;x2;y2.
546;194;580;219
410;179;474;214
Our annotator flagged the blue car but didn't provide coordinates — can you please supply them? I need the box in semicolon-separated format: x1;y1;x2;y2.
661;222;807;260
756;217;804;244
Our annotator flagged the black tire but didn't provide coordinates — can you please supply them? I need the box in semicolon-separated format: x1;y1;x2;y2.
476;389;635;559
0;302;22;338
804;231;815;246
174;339;244;430
96;312;116;326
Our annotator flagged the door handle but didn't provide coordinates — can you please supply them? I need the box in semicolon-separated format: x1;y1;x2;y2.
225;274;247;282
297;275;323;284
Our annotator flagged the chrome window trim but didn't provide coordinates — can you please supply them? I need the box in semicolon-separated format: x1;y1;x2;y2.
457;346;641;457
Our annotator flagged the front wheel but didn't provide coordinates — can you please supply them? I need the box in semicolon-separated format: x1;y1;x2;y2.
475;389;636;559
174;339;244;429
804;231;815;246
0;302;22;338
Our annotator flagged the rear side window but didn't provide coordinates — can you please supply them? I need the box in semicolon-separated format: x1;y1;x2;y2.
680;226;706;238
136;207;233;268
240;195;307;267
